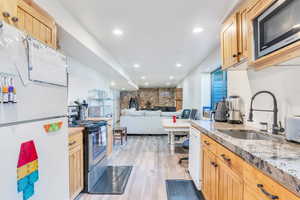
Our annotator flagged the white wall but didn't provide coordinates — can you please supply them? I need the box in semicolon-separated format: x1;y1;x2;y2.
113;90;121;123
180;46;300;129
178;48;220;111
67;58;110;103
67;58;121;124
228;65;300;128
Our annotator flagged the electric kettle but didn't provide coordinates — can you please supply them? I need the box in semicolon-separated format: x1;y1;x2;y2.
213;99;228;122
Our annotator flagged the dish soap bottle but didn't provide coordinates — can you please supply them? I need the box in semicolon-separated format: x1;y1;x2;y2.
2;76;9;104
8;77;14;103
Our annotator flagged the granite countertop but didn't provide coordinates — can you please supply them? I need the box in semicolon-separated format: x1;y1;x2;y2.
191;120;300;196
86;117;112;122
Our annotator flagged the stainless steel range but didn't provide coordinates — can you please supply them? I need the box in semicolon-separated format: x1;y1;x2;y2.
71;120;108;192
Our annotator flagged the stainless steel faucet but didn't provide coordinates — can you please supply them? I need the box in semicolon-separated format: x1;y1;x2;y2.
248;91;284;134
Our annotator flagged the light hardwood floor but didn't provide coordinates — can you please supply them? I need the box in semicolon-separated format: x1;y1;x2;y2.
78;136;191;200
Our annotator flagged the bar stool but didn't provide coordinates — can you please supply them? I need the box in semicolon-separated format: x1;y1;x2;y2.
113;127;127;145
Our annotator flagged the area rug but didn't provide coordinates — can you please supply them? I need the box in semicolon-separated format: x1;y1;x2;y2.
89;166;133;195
166;180;204;200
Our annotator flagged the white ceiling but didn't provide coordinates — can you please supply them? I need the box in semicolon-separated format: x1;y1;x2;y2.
58;27;138;90
58;0;238;88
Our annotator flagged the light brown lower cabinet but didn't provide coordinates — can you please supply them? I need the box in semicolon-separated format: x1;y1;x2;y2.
202;148;218;200
218;161;243;200
200;132;300;200
69;131;84;200
202;147;243;200
243;184;266;200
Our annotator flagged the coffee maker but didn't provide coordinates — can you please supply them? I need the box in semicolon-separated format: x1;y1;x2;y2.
227;96;243;124
74;100;88;121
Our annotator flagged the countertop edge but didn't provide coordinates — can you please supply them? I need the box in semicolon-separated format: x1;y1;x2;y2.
191;121;300;197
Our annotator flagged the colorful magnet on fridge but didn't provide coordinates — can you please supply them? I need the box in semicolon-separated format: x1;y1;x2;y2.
17;140;39;200
43;121;63;133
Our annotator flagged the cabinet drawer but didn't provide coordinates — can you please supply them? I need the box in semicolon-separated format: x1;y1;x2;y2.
216;143;244;176
244;162;299;200
69;132;83;149
244;183;266;200
201;134;218;154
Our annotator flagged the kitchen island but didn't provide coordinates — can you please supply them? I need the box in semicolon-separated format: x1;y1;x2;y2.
191;120;300;198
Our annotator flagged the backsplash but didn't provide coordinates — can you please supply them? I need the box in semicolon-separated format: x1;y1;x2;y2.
228;65;300;129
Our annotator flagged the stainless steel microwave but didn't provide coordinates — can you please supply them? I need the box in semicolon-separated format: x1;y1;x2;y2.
254;0;300;59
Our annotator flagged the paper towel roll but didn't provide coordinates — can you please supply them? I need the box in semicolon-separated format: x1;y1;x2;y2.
286;116;300;142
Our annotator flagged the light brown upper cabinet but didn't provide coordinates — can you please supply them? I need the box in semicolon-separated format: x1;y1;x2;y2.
221;13;239;70
237;5;248;61
220;0;262;70
0;0;57;49
0;0;18;26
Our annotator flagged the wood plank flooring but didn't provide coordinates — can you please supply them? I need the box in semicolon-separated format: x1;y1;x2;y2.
78;136;191;200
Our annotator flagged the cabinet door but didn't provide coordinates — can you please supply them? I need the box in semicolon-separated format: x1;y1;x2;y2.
221;13;238;69
0;0;18;25
202;148;218;200
16;1;57;48
218;161;243;200
69;144;84;200
238;6;248;60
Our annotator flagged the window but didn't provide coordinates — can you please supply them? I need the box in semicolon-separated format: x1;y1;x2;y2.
211;68;227;110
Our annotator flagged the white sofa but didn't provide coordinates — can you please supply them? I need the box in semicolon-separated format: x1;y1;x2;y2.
120;109;181;135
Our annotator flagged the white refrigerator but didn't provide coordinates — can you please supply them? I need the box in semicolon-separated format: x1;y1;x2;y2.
0;22;69;200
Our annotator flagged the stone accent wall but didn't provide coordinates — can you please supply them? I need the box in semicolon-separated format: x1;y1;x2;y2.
120;91;138;110
158;88;175;106
120;88;176;110
139;88;159;109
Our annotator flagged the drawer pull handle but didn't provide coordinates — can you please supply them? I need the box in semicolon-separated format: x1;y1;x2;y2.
69;141;76;146
257;184;279;200
221;154;231;163
11;17;19;23
210;162;218;168
2;12;10;18
204;141;210;145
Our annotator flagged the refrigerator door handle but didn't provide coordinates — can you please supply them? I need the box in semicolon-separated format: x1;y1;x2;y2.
0;115;67;128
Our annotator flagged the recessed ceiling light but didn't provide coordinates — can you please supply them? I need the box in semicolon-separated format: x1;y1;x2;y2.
133;64;140;68
166;82;171;86
110;81;116;86
145;82;149;86
169;76;175;80
112;28;124;36
141;76;146;80
193;27;204;34
176;63;183;68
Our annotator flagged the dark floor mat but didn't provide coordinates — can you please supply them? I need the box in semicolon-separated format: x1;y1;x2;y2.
166;180;204;200
89;166;133;195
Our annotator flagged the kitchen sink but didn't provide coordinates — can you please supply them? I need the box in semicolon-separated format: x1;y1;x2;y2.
217;129;272;140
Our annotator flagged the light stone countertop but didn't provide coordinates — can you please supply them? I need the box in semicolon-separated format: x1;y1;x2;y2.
191;120;300;196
